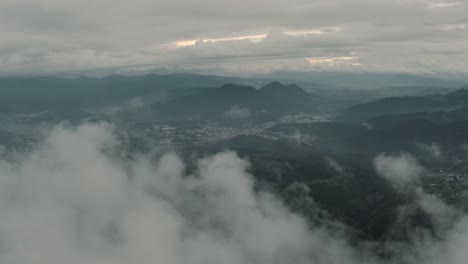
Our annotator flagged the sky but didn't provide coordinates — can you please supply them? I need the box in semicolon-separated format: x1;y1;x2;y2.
0;0;467;76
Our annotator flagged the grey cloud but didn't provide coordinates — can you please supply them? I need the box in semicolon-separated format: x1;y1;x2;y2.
0;0;467;75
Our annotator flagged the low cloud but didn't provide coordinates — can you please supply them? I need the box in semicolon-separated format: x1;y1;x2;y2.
223;105;251;119
372;152;468;264
325;156;345;174
287;129;315;146
373;153;424;189
417;142;443;159
360;122;373;130
0;124;467;263
0;123;354;264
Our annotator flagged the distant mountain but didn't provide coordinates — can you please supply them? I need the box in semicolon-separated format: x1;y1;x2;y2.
150;82;316;121
376;86;458;97
337;88;468;122
152;84;283;120
367;106;468;130
261;81;309;95
257;71;465;89
260;81;317;112
363;120;468;152
0;73;251;114
0;75;318;123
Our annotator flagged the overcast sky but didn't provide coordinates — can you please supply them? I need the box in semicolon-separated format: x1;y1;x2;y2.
0;0;467;76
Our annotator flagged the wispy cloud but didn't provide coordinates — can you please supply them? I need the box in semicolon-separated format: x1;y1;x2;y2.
306;54;361;66
426;1;462;8
172;27;340;47
173;34;268;47
437;23;466;31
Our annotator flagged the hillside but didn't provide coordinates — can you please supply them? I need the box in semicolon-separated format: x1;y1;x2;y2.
337;88;468;122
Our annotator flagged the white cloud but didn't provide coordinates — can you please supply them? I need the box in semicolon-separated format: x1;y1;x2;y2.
372;151;468;264
0;122;353;264
0;123;467;263
373;153;424;188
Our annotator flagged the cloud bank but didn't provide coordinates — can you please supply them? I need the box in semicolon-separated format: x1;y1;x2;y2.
0;123;355;264
0;0;467;76
0;123;467;263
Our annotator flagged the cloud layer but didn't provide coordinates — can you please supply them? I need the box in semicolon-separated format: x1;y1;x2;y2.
0;0;467;76
0;123;354;264
0;123;467;263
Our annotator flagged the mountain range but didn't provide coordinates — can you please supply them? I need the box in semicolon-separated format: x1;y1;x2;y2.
337;88;468;122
